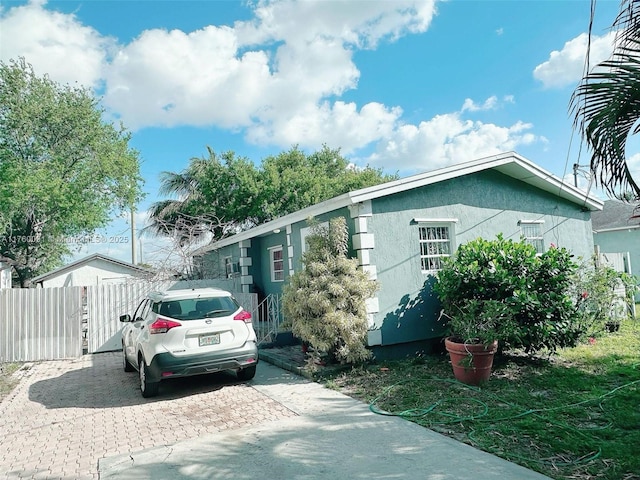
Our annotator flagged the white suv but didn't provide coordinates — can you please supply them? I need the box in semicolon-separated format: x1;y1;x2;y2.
120;288;259;397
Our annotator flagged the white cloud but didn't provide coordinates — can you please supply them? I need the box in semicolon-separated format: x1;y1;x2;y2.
461;95;498;112
236;0;436;49
367;98;540;171
533;32;616;89
2;1;539;175
247;100;402;153
1;0;437;148
104;25;274;129
103;0;435;133
627;152;640;188
0;0;113;88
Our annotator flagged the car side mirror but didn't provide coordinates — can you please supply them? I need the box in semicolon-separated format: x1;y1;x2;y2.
119;314;131;323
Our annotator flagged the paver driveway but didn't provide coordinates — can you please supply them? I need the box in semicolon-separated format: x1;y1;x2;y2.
0;352;296;480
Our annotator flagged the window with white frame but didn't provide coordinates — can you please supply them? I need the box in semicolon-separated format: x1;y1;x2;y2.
519;220;544;254
269;246;284;282
417;223;454;273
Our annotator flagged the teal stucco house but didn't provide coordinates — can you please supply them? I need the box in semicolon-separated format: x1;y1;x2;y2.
196;152;603;358
592;200;640;301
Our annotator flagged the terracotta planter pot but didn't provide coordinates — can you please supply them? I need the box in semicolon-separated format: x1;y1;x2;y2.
444;337;498;386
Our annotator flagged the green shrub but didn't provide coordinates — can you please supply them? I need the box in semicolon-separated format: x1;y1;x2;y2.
572;259;638;335
434;235;583;354
282;217;377;364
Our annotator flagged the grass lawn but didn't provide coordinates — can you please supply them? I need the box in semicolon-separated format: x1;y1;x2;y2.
0;363;22;403
324;319;640;480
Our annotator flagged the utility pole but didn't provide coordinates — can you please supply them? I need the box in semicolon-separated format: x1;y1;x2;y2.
573;163;590;188
131;207;137;265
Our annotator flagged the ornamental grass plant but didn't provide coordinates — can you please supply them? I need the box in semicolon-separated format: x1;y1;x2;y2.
282;216;377;364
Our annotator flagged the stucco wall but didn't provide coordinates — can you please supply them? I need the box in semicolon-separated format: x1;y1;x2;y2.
368;170;595;348
199;170;597;355
593;228;640;301
201;208;354;299
254;208;353;297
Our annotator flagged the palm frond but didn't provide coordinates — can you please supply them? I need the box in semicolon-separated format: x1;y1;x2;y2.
571;1;640;200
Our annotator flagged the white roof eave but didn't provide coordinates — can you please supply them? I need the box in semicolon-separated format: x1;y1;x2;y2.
201;152;603;253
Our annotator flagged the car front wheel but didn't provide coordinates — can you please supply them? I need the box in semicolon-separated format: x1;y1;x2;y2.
139;354;159;398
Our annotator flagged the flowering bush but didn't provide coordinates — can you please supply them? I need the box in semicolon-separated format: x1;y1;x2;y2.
435;235;583;354
572;259;637;336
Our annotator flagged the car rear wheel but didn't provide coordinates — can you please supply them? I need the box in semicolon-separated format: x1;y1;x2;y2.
237;365;256;381
123;344;134;372
139;354;159;398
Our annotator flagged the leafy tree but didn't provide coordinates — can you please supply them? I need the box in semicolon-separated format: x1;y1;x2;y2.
0;58;142;286
147;148;261;243
148;145;397;242
571;0;640;201
282;217;377;364
259;146;395;220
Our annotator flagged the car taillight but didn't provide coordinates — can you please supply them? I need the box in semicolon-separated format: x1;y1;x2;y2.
149;317;182;334
233;309;252;323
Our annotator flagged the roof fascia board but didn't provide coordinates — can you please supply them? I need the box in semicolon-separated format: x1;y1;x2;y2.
205;151;603;252
497;157;604;211
208;193;354;250
594;225;640;233
350;152;517;204
32;253;148;283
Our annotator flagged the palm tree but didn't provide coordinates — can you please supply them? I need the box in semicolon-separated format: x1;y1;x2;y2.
571;0;640;201
147;155;228;245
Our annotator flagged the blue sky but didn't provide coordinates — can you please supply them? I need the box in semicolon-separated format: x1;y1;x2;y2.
1;0;638;269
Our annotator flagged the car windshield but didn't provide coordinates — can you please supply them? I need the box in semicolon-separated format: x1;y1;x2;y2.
154;296;239;320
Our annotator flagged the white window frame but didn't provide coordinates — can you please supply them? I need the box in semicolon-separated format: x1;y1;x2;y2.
268;245;284;282
416;219;457;274
519;220;545;254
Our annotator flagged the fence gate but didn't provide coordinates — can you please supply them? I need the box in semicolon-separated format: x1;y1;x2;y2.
85;282;258;354
0;282;261;362
0;287;83;362
253;294;284;345
85;281;172;354
596;251;637;319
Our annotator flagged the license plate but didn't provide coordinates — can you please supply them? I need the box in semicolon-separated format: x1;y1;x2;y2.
199;334;220;346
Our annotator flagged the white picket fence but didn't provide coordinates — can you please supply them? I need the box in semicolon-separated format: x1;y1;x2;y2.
0;281;258;363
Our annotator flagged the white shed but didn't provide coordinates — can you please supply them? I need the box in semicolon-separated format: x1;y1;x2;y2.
32;254;151;287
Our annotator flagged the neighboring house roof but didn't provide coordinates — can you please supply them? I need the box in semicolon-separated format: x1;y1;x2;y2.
591;200;640;232
199;151;604;252
32;253;151;284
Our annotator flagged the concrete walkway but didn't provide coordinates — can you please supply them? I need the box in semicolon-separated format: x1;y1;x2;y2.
99;361;551;480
